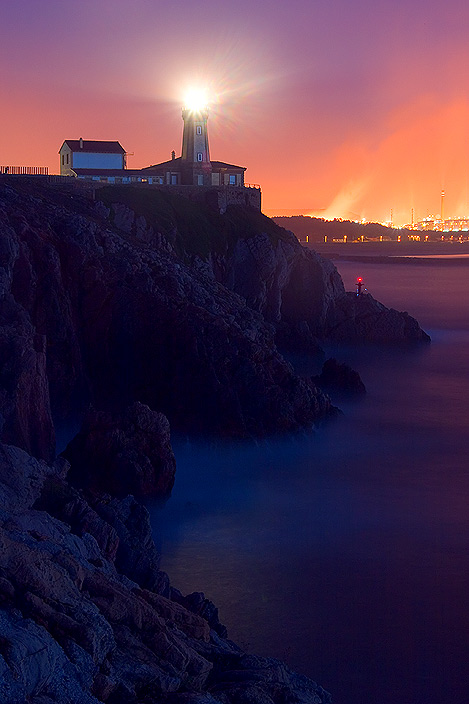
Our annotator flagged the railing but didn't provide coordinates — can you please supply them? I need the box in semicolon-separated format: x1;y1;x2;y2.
0;166;49;175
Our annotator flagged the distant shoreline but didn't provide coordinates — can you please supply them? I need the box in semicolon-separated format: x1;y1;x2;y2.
307;241;469;263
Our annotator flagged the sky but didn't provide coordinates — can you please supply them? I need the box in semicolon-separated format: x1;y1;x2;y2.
2;0;469;225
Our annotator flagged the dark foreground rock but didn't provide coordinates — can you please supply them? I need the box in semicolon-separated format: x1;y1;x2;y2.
324;292;431;344
180;224;430;352
0;179;431;704
314;358;366;395
0;443;331;704
0;180;338;460
62;402;176;497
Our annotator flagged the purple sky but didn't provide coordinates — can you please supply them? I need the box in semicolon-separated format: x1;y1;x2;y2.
2;0;469;223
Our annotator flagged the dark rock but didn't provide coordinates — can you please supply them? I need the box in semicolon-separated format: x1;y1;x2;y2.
62;402;176;498
314;358;366;395
324;292;431;344
59;495;120;561
171;590;228;638
90;493;169;594
0;296;55;461
0;443;59;513
0;181;430;704
0;182;334;442
197;222;429;349
0;442;332;703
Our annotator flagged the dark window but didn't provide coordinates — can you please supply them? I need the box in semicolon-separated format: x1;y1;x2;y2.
196;125;202;135
62;155;65;165
66;153;69;164
197;153;203;162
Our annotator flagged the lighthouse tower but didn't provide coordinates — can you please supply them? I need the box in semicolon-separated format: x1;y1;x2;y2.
180;107;213;186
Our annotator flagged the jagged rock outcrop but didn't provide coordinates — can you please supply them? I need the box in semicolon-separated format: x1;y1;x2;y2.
0;295;55;461
0;180;337;460
324;291;431;343
93;186;429;352
61;402;176;497
0;442;331;704
314;358;366;395
188;227;429;351
217;230;345;342
0;178;430;704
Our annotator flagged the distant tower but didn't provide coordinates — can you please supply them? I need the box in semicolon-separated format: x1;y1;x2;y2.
441;190;445;226
180;107;212;186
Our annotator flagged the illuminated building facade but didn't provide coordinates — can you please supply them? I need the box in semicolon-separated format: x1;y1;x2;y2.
59;109;247;189
415;217;469;232
59;140;127;177
142;107;246;187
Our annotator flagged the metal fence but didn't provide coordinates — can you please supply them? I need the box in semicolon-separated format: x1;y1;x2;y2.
0;166;49;175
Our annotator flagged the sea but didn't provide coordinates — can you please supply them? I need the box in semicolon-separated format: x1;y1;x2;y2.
147;243;469;704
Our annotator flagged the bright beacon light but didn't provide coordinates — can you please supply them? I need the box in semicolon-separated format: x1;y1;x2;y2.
184;88;209;111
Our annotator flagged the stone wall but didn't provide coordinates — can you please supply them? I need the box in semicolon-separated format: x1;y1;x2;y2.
0;175;262;212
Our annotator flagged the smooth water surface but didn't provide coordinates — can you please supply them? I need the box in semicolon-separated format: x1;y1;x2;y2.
148;258;469;704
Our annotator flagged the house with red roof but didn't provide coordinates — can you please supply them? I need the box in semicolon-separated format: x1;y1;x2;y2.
58;139;127;177
59;107;247;189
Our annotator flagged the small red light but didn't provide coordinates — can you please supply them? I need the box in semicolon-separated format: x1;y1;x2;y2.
357;277;362;282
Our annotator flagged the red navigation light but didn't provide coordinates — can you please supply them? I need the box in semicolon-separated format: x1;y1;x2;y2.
357;277;362;282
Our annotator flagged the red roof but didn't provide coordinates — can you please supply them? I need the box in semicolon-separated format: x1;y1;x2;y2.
142;157;246;172
60;140;126;154
210;160;246;171
141;157;182;171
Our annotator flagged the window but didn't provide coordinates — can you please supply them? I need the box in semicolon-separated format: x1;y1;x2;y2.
229;174;236;185
197;174;203;185
171;174;178;184
66;154;69;164
196;125;202;135
62;155;65;165
197;152;203;162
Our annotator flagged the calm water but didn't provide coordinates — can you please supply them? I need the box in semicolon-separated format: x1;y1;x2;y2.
148;257;469;704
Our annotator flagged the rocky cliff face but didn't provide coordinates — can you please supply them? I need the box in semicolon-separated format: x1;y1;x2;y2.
62;402;176;498
0;178;430;704
94;186;429;352
204;228;430;349
0;443;331;704
0;181;337;461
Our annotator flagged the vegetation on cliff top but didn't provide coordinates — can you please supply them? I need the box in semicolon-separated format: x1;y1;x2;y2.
98;185;289;258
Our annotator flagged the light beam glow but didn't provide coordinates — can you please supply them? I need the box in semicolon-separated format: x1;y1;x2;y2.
183;87;211;111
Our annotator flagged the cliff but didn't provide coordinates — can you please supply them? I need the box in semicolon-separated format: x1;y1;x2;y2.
0;180;340;462
95;186;429;352
0;178;430;704
0;442;331;704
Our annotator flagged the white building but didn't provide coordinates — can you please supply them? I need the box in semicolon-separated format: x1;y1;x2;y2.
58;139;126;177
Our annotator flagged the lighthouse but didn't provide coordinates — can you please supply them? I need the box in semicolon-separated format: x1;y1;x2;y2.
137;101;249;192
180;107;212;186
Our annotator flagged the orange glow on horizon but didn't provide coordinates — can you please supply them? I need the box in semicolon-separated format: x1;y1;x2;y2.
2;91;469;228
3;2;469;227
